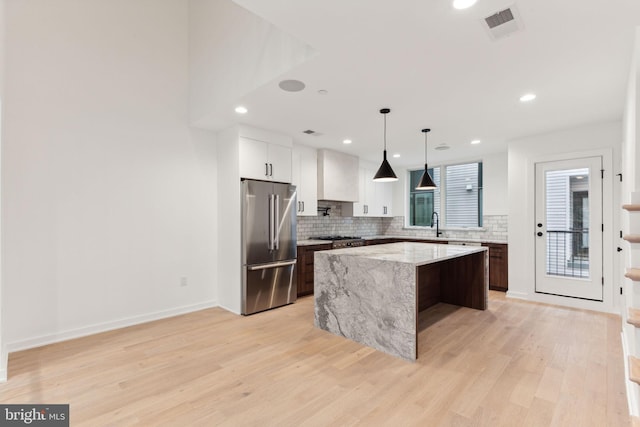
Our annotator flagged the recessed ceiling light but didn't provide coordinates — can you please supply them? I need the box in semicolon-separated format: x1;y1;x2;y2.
520;93;537;102
471;139;481;145
234;106;248;114
453;0;477;10
318;89;328;95
279;79;306;92
393;153;401;158
343;139;352;144
435;144;450;151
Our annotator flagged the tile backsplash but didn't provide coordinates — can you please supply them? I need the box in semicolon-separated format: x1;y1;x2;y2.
297;202;507;242
381;215;508;241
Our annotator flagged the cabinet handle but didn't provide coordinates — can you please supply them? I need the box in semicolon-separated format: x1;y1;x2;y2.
269;163;273;176
383;206;387;215
302;201;305;212
265;163;269;177
297;201;301;212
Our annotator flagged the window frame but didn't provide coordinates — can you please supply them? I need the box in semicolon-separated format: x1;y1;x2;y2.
405;160;484;229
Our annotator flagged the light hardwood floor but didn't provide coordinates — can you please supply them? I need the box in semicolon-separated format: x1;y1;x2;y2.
0;291;631;426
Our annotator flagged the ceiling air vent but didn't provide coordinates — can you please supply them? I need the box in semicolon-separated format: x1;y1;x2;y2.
485;8;514;29
482;5;523;40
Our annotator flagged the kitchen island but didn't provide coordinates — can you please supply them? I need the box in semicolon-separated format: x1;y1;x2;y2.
314;242;488;361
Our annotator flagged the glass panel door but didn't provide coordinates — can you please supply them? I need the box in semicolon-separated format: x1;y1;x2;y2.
534;157;603;301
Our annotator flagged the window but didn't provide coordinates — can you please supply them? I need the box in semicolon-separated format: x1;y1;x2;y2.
409;167;440;226
408;162;482;228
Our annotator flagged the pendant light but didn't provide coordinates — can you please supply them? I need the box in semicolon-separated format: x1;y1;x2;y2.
373;108;398;182
416;128;437;189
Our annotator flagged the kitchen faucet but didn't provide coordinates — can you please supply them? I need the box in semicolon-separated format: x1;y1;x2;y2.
431;211;442;237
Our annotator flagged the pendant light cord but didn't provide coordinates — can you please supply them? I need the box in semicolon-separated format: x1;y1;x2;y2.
424;132;427;163
422;128;431;165
383;113;387;151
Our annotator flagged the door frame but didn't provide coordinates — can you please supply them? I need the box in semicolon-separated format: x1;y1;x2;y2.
508;148;619;313
534;156;604;301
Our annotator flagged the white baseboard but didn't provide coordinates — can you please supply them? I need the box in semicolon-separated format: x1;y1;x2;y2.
622;329;639;417
217;303;241;315
506;290;529;300
0;346;7;383
6;300;218;353
506;290;617;314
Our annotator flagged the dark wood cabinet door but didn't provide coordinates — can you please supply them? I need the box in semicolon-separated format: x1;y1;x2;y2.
297;244;332;297
484;243;508;291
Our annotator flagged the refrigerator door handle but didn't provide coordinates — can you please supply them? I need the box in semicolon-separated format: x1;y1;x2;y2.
268;194;275;250
274;194;280;250
247;260;297;271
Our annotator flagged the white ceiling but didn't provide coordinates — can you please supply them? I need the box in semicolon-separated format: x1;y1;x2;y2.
227;0;640;168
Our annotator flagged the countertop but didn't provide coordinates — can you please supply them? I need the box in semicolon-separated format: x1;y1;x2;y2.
297;236;507;246
317;241;487;267
297;239;332;246
361;235;508;244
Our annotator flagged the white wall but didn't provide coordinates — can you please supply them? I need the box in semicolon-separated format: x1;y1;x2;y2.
507;121;621;312
2;0;218;351
621;26;640;417
482;151;508;216
0;0;5;382
215;127;241;314
188;0;315;129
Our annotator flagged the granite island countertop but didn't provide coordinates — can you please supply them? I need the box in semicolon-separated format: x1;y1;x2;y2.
320;241;486;266
314;241;488;361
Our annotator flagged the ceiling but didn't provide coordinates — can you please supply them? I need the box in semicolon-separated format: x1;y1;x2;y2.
227;0;640;168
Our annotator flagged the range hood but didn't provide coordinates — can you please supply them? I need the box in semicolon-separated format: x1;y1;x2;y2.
317;149;359;202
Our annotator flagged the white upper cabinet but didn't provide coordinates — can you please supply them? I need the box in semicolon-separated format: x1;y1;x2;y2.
239;136;292;183
266;142;292;183
350;162;375;216
291;144;318;216
374;180;393;217
317;149;359;202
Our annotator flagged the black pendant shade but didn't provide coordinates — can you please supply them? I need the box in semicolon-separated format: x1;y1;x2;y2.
373;108;398;182
416;128;437;190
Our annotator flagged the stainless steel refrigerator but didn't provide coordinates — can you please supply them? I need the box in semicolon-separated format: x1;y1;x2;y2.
241;179;297;315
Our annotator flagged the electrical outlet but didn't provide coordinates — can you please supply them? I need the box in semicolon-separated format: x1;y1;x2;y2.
180;277;188;287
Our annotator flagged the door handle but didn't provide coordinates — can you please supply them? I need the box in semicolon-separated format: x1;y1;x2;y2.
274;194;280;250
268;194;275;250
248;260;297;271
537;232;543;237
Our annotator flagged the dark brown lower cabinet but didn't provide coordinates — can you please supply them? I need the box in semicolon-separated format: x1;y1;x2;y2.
365;238;403;245
297;240;508;296
366;238;508;292
483;243;508;291
296;244;332;297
